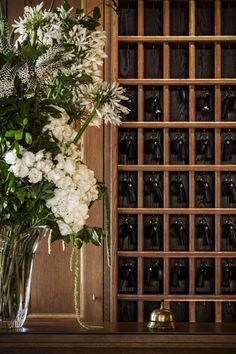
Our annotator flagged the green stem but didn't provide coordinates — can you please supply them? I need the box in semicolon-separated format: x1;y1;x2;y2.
104;187;111;267
0;227;45;325
49;0;56;11
47;230;52;255
73;247;88;329
32;29;37;48
47;78;57;99
47;87;52;99
72;105;99;145
55;82;62;100
73;247;103;330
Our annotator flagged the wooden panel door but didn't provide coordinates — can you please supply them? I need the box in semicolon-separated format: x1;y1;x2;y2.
4;0;105;321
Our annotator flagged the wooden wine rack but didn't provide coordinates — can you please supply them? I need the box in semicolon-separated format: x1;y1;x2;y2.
110;0;236;323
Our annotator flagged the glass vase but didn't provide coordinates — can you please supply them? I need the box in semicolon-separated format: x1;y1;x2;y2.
0;226;49;328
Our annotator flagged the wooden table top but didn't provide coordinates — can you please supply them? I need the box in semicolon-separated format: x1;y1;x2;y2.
0;319;236;354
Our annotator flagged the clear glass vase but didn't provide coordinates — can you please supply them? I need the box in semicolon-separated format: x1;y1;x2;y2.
0;226;49;328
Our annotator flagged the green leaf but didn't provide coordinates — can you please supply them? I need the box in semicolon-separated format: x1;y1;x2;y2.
25;132;32;144
0;2;7;21
9;28;15;48
16;189;26;203
79;73;93;85
22;45;39;60
91;227;104;246
13;141;20;154
5;130;15;137
7;174;14;191
76;8;83;15
63;0;70;12
12;202;18;212
14;129;23;141
46;220;61;242
93;7;101;20
30;191;37;199
78;227;90;243
22;118;28;126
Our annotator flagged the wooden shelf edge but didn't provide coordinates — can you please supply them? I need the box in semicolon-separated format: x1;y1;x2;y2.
118;79;236;85
118;165;236;171
117;294;236;301
117;208;236;215
118;35;236;43
121;122;236;128
117;252;236;258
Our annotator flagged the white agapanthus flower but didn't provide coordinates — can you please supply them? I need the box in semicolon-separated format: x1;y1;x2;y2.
13;3;52;45
11;2;129;128
76;82;129;127
13;2;107;84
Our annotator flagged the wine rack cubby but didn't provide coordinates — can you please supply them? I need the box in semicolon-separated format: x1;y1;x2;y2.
111;0;236;323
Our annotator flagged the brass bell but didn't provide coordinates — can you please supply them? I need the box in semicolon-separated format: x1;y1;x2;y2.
147;301;176;330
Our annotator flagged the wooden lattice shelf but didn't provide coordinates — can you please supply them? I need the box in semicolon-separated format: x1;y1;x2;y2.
111;0;236;323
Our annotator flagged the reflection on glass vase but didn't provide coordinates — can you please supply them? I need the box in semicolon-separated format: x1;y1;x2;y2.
0;226;49;328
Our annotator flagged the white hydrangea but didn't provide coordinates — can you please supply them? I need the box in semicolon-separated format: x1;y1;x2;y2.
28;168;43;184
35;150;44;161
22;151;36;167
4;150;17;165
36;159;53;174
4;106;99;236
46;188;91;235
9;160;29;178
43;108;77;145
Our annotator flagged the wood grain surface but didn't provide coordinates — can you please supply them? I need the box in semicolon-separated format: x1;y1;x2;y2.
0;319;236;354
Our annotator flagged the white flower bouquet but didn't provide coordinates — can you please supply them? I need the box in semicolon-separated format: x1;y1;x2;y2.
0;0;127;240
0;0;127;327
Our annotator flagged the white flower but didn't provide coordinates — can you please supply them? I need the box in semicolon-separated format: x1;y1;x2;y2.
35;150;44;161
57;221;73;236
13;2;50;45
47;168;65;185
36;159;53;174
3;1;129;239
56;176;74;189
28;168;43;183
9;160;29;178
64;159;76;175
22;151;36;167
4;150;17;165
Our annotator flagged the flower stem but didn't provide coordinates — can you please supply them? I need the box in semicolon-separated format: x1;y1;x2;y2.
49;0;56;11
72;106;99;145
73;247;103;330
104;187;111;267
55;82;62;99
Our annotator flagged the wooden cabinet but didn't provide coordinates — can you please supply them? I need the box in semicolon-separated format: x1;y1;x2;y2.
110;0;236;323
3;0;236;326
